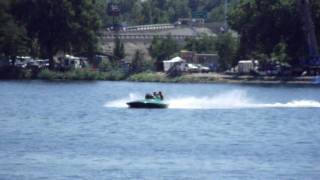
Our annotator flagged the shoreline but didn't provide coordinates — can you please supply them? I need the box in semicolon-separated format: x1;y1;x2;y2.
0;71;319;86
127;72;320;86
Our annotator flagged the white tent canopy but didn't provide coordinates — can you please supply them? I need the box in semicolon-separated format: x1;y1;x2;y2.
163;57;186;72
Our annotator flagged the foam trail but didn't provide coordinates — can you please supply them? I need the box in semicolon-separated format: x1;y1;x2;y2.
260;100;320;108
104;93;141;108
168;90;253;109
105;90;320;109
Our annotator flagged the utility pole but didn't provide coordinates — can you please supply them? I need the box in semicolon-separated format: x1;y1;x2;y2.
107;1;120;32
107;1;123;61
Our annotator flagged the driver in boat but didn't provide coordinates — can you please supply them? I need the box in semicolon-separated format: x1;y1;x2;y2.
158;91;164;100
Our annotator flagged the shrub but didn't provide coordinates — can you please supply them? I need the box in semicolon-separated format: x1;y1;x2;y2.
38;68;128;81
128;71;168;82
38;69;62;80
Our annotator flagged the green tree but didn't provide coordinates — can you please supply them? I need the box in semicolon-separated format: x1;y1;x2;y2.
97;0;237;26
132;1;144;24
184;35;216;53
271;42;288;63
0;0;28;65
215;33;239;70
131;50;144;73
167;0;191;21
141;1;153;24
188;0;199;11
208;5;224;22
89;0;243;27
228;0;305;65
149;35;178;71
113;37;125;61
310;0;320;52
13;0;101;69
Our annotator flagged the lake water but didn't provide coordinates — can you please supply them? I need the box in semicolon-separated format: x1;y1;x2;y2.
0;81;320;179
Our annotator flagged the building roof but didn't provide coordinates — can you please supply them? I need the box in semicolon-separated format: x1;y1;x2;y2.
196;53;218;56
163;56;185;63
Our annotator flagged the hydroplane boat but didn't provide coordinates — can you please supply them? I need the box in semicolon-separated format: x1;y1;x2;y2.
127;98;168;109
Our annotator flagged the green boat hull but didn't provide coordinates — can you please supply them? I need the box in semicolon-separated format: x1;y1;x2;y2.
127;99;168;109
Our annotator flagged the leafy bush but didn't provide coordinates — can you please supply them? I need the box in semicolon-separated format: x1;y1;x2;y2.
38;69;62;80
172;75;219;83
128;71;168;82
104;70;127;81
98;60;114;72
38;68;127;81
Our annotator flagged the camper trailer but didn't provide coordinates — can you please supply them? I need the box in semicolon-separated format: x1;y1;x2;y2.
237;60;259;74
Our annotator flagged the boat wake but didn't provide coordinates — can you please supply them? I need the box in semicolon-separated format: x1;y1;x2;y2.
104;91;320;109
105;93;140;108
169;98;320;109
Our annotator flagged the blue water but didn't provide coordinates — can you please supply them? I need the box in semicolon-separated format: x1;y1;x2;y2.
0;81;320;179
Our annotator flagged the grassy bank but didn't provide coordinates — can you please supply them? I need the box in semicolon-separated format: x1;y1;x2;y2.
1;68;317;85
37;70;221;83
127;71;169;82
38;69;127;81
128;72;221;83
128;71;318;85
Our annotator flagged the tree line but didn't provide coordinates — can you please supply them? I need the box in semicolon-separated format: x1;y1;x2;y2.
1;0;320;73
99;0;238;26
0;0;101;69
143;0;320;69
229;0;320;66
0;0;232;68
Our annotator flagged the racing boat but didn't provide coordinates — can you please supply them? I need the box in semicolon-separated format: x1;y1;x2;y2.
127;98;168;109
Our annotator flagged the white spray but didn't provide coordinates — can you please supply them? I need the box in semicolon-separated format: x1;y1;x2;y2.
105;90;320;109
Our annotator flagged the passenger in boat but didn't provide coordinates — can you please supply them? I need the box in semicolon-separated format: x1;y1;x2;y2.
145;93;154;99
153;92;159;99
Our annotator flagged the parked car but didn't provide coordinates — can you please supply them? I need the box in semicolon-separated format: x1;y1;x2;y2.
36;59;49;68
186;63;199;73
196;64;210;73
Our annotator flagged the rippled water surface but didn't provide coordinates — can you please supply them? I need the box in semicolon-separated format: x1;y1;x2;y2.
0;81;320;179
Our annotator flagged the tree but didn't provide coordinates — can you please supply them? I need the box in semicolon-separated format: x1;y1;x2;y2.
208;5;224;22
141;1;153;24
184;35;216;53
132;1;144;24
167;0;191;22
131;50;144;73
154;0;167;10
13;0;101;69
272;42;288;63
189;0;199;11
149;36;178;71
113;37;125;61
228;0;305;65
215;33;239;70
310;0;320;48
0;0;28;65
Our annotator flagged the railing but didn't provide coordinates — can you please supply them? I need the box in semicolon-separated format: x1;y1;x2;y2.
101;34;217;41
123;24;175;32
